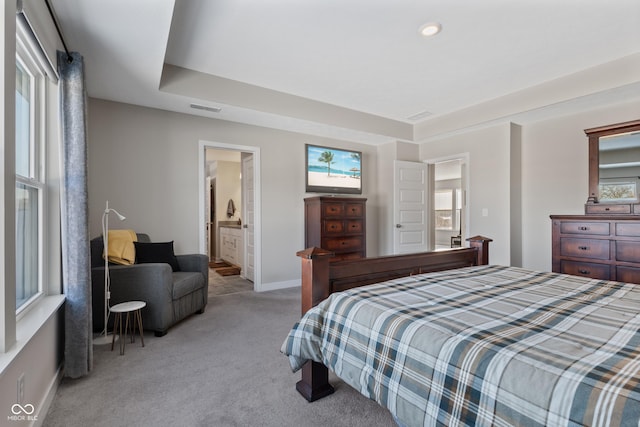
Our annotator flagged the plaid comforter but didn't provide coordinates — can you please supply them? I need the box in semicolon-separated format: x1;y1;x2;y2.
281;265;640;427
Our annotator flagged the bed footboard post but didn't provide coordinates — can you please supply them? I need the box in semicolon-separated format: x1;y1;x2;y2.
295;247;335;402
467;235;493;265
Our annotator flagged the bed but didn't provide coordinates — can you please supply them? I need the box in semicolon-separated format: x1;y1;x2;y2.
281;237;640;426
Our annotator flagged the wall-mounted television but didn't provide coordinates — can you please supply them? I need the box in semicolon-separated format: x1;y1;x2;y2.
305;144;362;194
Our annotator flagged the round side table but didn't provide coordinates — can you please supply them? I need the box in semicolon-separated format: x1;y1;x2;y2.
110;301;146;355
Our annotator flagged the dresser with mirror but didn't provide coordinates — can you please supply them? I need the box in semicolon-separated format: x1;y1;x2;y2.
551;119;640;283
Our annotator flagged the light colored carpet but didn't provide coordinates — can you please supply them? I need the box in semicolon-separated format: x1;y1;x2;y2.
43;288;396;427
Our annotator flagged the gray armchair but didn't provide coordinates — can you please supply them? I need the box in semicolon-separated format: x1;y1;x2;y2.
91;233;208;336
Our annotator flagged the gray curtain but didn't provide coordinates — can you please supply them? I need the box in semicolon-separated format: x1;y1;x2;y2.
58;51;92;378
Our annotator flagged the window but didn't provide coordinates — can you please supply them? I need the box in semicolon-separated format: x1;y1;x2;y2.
434;188;462;232
435;190;453;230
599;178;639;202
15;23;46;312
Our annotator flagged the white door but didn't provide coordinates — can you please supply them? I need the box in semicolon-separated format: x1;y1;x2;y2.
242;154;255;282
393;160;429;254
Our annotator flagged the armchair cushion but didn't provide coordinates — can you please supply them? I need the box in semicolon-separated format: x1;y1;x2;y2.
134;241;180;271
172;272;205;299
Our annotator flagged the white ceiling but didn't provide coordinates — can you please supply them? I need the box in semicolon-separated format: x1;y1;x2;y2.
51;0;640;145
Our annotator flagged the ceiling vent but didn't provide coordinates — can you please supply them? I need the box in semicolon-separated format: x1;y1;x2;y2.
407;110;433;122
190;103;222;113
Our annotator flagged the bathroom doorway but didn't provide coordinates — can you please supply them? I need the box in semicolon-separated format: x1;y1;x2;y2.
199;141;261;290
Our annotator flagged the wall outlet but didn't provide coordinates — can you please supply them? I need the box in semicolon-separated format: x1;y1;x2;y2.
17;373;25;404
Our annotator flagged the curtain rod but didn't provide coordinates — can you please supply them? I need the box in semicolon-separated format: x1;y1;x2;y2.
44;0;72;63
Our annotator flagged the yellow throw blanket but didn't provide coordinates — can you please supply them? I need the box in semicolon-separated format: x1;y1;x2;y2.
105;229;137;265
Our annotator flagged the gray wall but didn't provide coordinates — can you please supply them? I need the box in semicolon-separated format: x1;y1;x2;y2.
89;97;640;278
418;100;640;270
521;100;640;271
420;123;513;265
87;99;381;288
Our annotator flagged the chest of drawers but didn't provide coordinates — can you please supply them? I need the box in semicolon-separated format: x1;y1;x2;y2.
551;215;640;284
305;196;366;261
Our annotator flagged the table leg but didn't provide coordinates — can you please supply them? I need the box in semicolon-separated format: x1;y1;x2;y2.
135;309;145;347
128;311;135;343
111;313;120;352
121;312;130;355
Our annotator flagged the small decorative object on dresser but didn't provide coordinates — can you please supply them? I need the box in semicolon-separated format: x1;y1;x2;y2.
304;196;366;261
551;215;640;284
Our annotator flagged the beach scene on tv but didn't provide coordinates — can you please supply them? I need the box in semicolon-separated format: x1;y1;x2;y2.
307;146;361;190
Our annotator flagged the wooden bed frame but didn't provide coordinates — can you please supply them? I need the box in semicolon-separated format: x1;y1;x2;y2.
294;235;492;402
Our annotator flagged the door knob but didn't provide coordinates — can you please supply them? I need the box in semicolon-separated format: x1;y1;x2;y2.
396;224;402;228
243;224;248;228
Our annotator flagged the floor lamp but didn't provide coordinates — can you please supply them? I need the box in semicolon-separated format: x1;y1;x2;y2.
94;200;126;345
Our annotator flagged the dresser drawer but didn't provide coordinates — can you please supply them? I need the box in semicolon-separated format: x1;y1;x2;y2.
560;238;610;260
616;266;640;284
615;223;640;237
561;260;610;280
345;203;363;217
323;203;344;217
323;237;363;252
559;222;610;236
324;220;364;235
345;220;363;234
616;241;640;263
323;220;344;234
585;204;631;214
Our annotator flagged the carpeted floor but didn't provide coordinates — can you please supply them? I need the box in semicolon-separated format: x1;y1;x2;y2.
42;287;396;427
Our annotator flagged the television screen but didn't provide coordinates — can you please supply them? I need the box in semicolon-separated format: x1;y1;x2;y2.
305;144;362;194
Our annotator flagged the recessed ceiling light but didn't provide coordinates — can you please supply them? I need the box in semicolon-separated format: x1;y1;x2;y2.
419;22;442;37
190;103;222;113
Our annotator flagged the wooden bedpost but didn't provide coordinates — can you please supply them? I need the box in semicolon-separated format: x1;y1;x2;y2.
467;235;493;265
295;247;335;402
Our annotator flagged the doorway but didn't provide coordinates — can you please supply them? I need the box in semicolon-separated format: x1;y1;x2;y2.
198;141;261;291
428;155;468;250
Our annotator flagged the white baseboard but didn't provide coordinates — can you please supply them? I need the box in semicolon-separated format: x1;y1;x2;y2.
257;279;300;292
34;365;63;427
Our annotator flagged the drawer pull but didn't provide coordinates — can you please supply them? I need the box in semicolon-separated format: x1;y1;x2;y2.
605;207;610;211
578;269;591;275
578;226;589;231
578;246;589;251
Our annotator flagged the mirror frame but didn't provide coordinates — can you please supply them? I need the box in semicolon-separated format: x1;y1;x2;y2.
586;119;640;204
